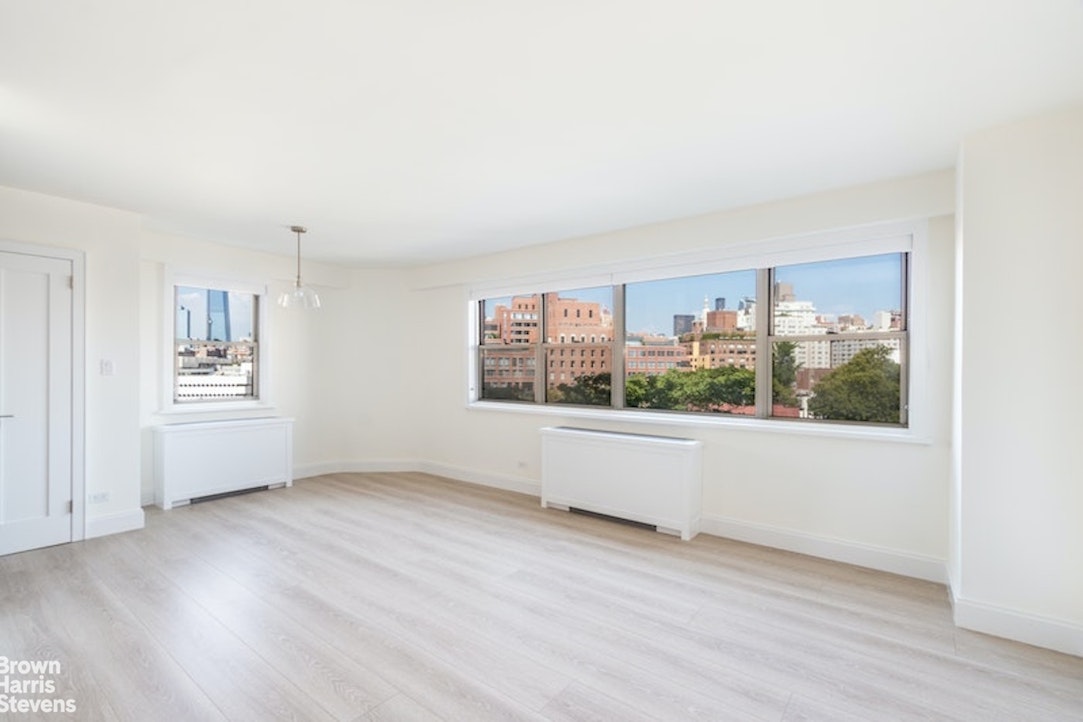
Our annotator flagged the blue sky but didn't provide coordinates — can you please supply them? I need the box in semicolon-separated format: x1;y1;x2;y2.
625;271;755;336
176;286;255;341
485;253;904;335
775;254;903;321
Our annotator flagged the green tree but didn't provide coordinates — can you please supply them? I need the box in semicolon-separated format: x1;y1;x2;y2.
482;383;534;401
626;366;754;412
807;346;900;423
625;370;683;409
683;366;755;410
772;340;800;407
551;372;612;406
624;372;648;407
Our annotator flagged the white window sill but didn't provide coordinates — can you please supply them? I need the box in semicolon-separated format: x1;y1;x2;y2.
467;400;930;444
157;401;277;416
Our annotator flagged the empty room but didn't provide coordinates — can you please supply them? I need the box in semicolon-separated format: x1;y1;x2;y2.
1;1;1081;720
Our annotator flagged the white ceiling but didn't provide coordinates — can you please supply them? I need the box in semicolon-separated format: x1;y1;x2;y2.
2;1;1082;266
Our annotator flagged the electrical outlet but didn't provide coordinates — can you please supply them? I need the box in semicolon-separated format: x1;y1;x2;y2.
88;492;110;504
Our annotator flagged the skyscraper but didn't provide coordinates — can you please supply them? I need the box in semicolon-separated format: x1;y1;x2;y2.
673;314;695;336
206;289;231;341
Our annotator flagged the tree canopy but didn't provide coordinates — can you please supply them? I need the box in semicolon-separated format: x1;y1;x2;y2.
625;365;754;412
772;340;799;408
549;372;612;406
807;345;900;423
492;344;901;424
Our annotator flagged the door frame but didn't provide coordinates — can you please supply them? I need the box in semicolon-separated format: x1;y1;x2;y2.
0;239;85;544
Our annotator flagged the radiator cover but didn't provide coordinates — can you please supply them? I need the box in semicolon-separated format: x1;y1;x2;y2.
540;426;702;540
153;417;293;509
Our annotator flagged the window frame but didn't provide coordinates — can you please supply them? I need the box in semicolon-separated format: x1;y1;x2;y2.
466;221;929;442
161;270;272;414
763;253;910;424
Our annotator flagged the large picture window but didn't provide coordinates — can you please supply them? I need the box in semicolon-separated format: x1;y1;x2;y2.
473;231;916;428
174;285;260;403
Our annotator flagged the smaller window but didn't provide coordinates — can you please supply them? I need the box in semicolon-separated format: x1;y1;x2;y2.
174;285;260;403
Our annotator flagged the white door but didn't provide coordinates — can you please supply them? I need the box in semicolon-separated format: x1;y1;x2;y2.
0;251;73;555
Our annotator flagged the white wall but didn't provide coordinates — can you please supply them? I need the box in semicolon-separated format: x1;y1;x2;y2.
400;170;956;582
136;229;358;502
136;235;421;493
954;106;1083;655
284;267;420;477
0;183;424;520
0;186;143;535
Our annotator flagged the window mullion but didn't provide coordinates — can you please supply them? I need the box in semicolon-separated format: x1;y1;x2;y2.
754;268;772;418
476;301;485;401
611;284;625;409
535;294;546;404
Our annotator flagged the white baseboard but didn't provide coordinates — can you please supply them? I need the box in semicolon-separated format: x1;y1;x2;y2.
952;591;1083;658
415;461;542;497
700;513;948;584
293;459;542;497
293;459;419;480
85;508;145;540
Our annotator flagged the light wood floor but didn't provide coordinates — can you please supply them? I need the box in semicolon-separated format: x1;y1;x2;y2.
2;473;1081;721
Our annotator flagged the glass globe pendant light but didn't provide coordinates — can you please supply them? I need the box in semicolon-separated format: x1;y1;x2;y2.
278;225;321;309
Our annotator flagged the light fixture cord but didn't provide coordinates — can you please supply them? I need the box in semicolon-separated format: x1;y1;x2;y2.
295;228;303;288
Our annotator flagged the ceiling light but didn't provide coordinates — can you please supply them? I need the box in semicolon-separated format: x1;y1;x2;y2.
278;225;321;310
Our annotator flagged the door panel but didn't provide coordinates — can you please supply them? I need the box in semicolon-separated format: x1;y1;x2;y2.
0;251;73;555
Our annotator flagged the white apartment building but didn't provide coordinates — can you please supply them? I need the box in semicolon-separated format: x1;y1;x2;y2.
774;300;830;369
829;337;902;368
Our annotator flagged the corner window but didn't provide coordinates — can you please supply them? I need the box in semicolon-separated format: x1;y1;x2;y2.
173;283;262;404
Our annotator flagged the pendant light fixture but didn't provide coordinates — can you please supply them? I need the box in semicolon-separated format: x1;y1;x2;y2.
278;225;321;309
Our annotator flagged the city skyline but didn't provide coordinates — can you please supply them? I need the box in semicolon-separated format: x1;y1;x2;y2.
484;252;904;337
175;286;256;342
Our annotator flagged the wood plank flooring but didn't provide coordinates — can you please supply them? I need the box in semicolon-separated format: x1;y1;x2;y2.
1;472;1080;720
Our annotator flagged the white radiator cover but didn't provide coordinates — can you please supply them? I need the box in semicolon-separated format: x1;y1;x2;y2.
540;426;702;540
153;417;293;509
